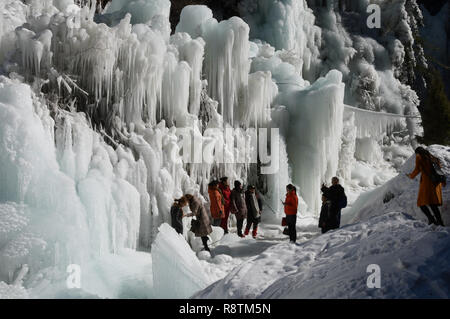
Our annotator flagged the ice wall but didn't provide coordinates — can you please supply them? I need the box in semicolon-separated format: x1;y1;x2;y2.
104;0;171;25
0;76;142;284
337;110;356;181
239;0;322;81
344;105;406;139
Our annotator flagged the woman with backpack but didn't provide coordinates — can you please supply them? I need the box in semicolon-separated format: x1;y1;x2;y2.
184;194;213;251
408;147;446;226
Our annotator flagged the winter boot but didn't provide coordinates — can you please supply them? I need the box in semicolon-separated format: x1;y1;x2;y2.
252;227;258;238
420;206;437;225
244;227;250;236
433;212;445;226
202;236;210;252
431;206;445;226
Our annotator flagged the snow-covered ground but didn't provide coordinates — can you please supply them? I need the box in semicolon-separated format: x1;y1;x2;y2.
193;146;450;299
195;212;450;299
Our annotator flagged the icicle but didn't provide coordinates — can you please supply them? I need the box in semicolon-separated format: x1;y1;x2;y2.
344;104;407;139
177;7;251;126
244;71;278;128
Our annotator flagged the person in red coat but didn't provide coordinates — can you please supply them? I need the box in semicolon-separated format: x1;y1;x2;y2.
219;177;232;234
208;180;225;226
282;184;298;243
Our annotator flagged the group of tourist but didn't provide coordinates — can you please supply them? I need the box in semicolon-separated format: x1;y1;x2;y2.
170;146;446;252
170;177;264;251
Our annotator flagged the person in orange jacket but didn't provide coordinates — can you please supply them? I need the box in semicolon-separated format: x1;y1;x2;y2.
407;147;445;226
219;177;232;234
208;180;225;226
282;184;298;243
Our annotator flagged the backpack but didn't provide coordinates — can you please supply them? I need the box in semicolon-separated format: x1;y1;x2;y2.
338;194;347;209
430;159;446;185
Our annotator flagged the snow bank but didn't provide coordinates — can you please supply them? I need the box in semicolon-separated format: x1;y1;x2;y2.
0;281;28;299
26;248;153;299
196;212;450;298
151;223;210;298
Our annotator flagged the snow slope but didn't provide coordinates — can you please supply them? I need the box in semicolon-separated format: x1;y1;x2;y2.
195;148;450;299
195;212;450;299
343;145;450;226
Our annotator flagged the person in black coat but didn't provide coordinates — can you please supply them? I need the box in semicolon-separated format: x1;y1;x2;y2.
230;180;248;237
170;197;188;234
244;185;263;238
321;177;346;230
318;195;332;234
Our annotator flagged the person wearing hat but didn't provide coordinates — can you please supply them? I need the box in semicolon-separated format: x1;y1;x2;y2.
244;185;262;238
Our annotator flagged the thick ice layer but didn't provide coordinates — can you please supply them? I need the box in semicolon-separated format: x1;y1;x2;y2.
344;105;406;139
337;110;356;181
104;0;171;25
0;77;142;285
239;0;321;81
151;223;210;298
276;70;345;215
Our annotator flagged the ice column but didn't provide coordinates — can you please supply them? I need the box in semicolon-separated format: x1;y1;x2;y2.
278;70;345;214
